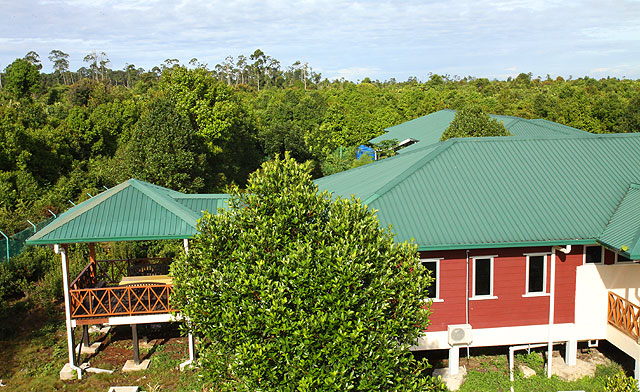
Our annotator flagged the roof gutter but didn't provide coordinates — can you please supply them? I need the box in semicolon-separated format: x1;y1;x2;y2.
417;239;591;252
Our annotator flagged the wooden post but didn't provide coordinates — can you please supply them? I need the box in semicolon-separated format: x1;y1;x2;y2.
89;243;96;281
131;324;140;365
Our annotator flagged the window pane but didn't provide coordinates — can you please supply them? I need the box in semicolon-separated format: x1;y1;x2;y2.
475;258;491;296
422;261;437;298
528;256;544;293
585;246;602;263
618;253;632;262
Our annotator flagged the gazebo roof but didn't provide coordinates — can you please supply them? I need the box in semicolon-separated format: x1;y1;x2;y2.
26;179;229;244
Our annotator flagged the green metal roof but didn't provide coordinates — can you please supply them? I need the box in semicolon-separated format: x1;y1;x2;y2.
26;179;230;244
598;184;640;260
316;133;640;250
369;109;594;153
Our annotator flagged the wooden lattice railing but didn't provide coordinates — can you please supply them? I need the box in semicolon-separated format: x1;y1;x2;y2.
95;257;171;284
68;257;174;319
608;291;640;342
69;284;174;319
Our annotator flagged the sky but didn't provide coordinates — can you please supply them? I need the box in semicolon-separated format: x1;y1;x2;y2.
1;0;640;82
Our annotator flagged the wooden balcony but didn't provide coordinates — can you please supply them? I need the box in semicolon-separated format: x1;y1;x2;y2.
68;258;175;321
608;291;640;343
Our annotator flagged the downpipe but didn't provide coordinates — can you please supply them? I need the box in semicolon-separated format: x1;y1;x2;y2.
547;245;571;378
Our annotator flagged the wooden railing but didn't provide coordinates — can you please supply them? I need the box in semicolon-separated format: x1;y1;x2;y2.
70;261;96;290
69;284;174;319
608;291;640;342
67;257;174;319
95;257;171;284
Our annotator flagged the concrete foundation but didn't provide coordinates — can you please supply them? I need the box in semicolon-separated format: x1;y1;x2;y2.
75;341;101;355
122;359;150;372
107;387;139;392
433;366;467;391
89;325;111;335
59;363;76;380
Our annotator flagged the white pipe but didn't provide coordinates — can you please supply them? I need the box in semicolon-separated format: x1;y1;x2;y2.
58;244;83;380
465;250;470;359
182;239;196;366
547;245;570;378
510;343;547;391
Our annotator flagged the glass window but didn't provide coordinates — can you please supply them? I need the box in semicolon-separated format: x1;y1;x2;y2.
474;258;492;296
528;255;545;293
585;246;602;264
617;253;632;263
421;260;438;299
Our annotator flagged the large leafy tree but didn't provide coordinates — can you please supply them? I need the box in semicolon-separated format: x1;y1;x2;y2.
440;104;511;141
116;96;210;192
4;58;40;100
171;154;435;391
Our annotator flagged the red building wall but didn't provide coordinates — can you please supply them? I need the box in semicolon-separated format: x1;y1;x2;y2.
420;245;584;332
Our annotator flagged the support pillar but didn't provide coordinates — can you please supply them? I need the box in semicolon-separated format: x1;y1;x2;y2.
188;332;195;362
565;340;577;366
59;244;82;380
82;325;90;347
635;356;640;380
449;346;460;375
132;324;140;365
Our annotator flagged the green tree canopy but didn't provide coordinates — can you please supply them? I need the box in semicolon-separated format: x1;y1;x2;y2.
171;154;435;391
440;104;511;141
116;96;210;192
4;58;41;100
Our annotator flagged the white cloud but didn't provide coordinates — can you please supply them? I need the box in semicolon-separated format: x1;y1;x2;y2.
1;0;639;79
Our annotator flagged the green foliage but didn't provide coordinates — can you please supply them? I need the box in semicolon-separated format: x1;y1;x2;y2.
605;371;639;392
171;154;434;391
4;58;41;100
321;146;373;176
116;96;210;192
441;104;511;141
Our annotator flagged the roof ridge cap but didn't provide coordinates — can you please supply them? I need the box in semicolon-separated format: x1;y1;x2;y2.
27;182;130;243
131;181;200;228
363;140;455;205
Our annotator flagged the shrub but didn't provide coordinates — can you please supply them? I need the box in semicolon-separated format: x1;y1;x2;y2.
171;154;434;391
605;371;639;392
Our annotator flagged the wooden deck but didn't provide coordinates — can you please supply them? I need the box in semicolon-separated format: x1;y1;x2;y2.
69;258;175;320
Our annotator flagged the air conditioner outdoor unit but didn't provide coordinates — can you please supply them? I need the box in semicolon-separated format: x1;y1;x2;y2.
448;324;472;346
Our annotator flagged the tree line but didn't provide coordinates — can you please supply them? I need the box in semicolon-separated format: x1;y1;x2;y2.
1;49;639;235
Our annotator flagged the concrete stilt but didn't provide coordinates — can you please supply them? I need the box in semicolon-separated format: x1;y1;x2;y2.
565;340;577;366
449;346;460;375
635;356;640;380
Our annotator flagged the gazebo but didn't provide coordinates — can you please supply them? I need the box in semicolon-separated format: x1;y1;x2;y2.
26;179;228;379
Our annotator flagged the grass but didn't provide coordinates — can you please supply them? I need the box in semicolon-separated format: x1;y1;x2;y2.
457;348;627;392
0;299;210;391
1;298;636;391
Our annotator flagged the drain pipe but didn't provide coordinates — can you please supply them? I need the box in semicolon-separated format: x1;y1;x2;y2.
547;245;571;378
466;250;470;359
510;343;547;390
57;244;83;380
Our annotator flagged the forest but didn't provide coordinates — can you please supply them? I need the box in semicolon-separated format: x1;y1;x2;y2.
1;48;640;237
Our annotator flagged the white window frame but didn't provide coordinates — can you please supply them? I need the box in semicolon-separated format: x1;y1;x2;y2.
470;255;498;300
583;245;604;265
615;252;634;264
523;252;550;297
421;258;443;302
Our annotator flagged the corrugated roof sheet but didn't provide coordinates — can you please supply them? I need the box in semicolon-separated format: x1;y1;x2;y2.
369;109;594;153
598;184;640;259
316;133;640;250
26;179;230;244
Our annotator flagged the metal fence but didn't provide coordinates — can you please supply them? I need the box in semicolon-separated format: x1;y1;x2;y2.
0;217;54;263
